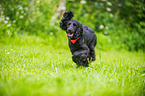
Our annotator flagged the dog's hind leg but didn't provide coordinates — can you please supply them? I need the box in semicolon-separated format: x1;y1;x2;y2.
89;36;96;61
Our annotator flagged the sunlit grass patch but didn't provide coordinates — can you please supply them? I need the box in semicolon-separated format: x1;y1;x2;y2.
0;36;145;96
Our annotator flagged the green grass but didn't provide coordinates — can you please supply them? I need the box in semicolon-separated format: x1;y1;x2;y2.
0;35;145;96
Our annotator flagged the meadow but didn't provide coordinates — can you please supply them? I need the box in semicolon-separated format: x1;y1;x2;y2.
0;0;145;95
0;35;144;96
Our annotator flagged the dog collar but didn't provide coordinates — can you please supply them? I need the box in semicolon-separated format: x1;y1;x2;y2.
69;37;80;44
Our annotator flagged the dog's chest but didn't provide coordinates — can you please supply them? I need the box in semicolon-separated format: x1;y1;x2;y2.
69;39;86;53
69;41;81;49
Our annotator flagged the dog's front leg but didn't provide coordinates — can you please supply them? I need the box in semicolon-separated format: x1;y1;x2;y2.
80;44;90;67
72;55;82;66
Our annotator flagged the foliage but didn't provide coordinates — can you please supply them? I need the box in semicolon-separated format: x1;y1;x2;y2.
0;1;145;95
0;0;60;36
66;0;145;51
114;0;145;51
0;36;145;95
0;0;144;51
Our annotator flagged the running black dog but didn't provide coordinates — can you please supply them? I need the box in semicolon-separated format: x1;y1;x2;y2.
60;11;97;67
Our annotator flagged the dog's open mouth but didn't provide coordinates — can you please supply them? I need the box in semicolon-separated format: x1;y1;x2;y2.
68;33;73;37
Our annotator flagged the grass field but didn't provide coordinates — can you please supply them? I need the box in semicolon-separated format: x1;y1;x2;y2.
0;35;145;96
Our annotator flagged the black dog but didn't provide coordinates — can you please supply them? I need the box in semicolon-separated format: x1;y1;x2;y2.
60;11;97;67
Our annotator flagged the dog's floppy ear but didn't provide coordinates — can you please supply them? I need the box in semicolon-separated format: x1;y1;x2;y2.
73;22;83;39
59;11;74;30
63;11;74;20
77;23;83;36
80;23;83;34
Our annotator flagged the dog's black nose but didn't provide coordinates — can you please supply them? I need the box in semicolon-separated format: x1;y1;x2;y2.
67;29;71;33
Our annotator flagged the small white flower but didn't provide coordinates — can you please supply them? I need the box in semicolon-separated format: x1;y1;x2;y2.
7;52;9;54
25;7;28;11
20;15;23;19
110;13;113;17
5;50;6;52
107;2;112;6
36;0;40;3
19;6;23;10
99;25;104;29
95;2;98;6
21;11;24;14
118;3;122;7
24;13;26;16
18;5;21;7
50;32;53;35
16;12;19;15
105;26;109;29
6;17;9;20
7;24;11;27
80;0;86;4
11;49;13;51
13;20;16;23
106;8;111;11
100;3;103;6
104;32;108;35
4;21;8;24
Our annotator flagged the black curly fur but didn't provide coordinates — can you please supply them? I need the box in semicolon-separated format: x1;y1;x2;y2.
59;11;97;67
59;11;74;30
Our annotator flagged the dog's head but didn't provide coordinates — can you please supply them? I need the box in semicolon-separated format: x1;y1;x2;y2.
59;11;83;40
59;11;74;30
67;20;83;39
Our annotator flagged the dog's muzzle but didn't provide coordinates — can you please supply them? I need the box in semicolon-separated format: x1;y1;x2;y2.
67;27;75;33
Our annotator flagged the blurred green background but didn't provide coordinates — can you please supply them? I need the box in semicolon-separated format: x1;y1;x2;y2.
0;0;145;51
0;0;145;96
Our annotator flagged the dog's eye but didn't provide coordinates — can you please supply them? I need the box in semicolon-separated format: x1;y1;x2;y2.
68;23;71;26
73;23;76;26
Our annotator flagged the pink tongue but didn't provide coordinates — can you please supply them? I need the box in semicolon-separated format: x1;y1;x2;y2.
68;33;73;37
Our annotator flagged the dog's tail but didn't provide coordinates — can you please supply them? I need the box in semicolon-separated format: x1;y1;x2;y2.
59;11;74;30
